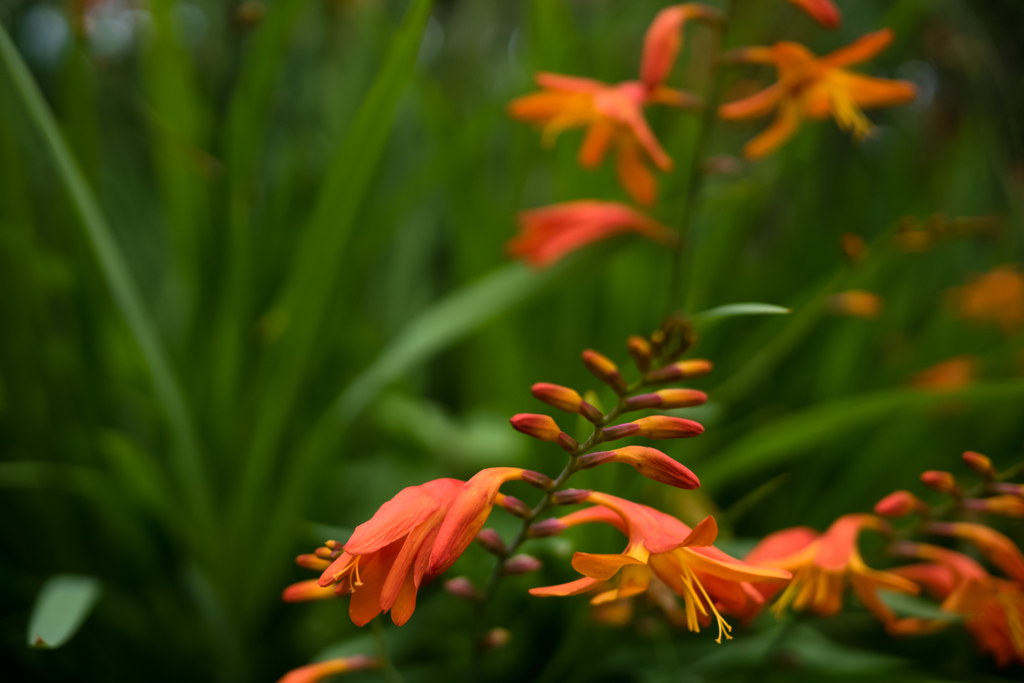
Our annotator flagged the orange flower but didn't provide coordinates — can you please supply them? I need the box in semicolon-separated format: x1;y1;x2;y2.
744;514;918;622
307;478;465;626
909;356;975;392
948;266;1024;335
890;542;1024;668
277;656;379;683
827;290;884;318
719;29;916;159
530;493;789;642
786;0;840;29
509;73;698;205
507;201;675;267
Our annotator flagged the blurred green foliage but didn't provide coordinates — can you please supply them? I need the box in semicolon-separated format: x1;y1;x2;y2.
0;0;1022;680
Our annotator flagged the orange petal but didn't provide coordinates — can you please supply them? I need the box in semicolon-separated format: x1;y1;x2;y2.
675;516;718;548
559;505;629;535
529;576;605;597
640;4;722;88
428;468;525;575
891;563;958;599
648;86;702;109
535;72;606;93
277;656;379;683
586;492;693;555
821;29;894;69
787;0;841;29
379;507;446;611
947;523;1024;583
282;579;337;603
622;108;672;171
616;138;657;206
507;91;585;123
832;72;917;109
745;527;819;566
579;118;615;168
572;551;646;581
718;84;782;120
742;102;800;159
344;479;463;555
815;514;877;573
682;547;792;583
389;568;419;626
348;540;402;627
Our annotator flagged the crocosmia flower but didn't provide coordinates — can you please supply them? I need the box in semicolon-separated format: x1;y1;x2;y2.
507;201;675;267
786;0;840;29
948;266;1024;335
719;29;916;159
744;514;918;622
530;493;790;642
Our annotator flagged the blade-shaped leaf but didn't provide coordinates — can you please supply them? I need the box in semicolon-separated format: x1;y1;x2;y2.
27;575;102;649
691;302;792;324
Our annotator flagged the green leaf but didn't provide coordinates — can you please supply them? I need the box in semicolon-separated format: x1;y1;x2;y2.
27;575;102;649
691;302;792;324
878;591;963;622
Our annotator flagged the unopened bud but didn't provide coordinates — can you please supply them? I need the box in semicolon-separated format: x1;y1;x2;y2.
841;232;867;264
499;495;531;518
580;401;604;425
576;450;617;469
476;528;507;555
964;496;1024;518
633;415;704;439
325;539;344;550
502;554;542;575
557;432;580;453
626;389;707;411
522;470;554;490
992;482;1024;496
482;627;511;650
528;518;567;538
582;350;628;394
282;579;335;602
552;488;592;505
962;451;995;478
296;554;331;571
531;383;583;414
510;413;561;441
627;336;652;372
874;491;923;517
600;422;641;441
646;359;713;383
444;576;481;601
827;290;883;319
921;470;960;495
314;546;334;559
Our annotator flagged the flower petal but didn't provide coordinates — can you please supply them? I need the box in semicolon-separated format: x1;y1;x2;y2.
379;508;446;611
535;72;606;93
831;72;916;109
743;102;801;159
815;514;878;573
277;656;379;683
616;138;657;206
947;523;1024;583
821;29;893;68
572;551;646;580
745;527;819;566
787;0;841;29
675;516;718;548
344;479;463;555
718;84;782;120
682;547;792;583
607;446;700;490
579;118;615;168
529;576;605;597
348;540;402;627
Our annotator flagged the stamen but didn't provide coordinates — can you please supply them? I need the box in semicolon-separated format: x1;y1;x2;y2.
684;563;733;643
831;94;872;140
772;566;810;617
351;556;364;587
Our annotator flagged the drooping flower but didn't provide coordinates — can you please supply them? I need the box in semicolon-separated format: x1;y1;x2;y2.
889;542;1024;668
530;493;790;642
744;514;918;622
719;29;916;159
948;266;1024;335
307;478;466;626
507;201;675;267
786;0;841;29
277;655;380;683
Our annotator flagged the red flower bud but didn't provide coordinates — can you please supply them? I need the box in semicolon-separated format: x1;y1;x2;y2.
551;488;592;505
632;415;704;439
531;382;583;414
600;422;641;441
502;554;543;575
579;400;604;425
522;470;554;490
314;546;334;559
476;528;507;555
582;349;628;393
282;579;336;603
576;450;617;469
528;518;568;538
510;413;561;441
444;576;481;601
874;490;923;517
921;470;960;495
646;359;713;383
627;335;652;372
498;495;532;518
654;388;708;409
603;445;700;489
962;451;995;478
992;482;1024;496
296;554;331;571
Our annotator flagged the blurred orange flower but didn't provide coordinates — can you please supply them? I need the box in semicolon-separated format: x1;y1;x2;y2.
949;266;1024;335
507;201;675;267
530;493;789;642
827;290;883;318
787;0;841;29
719;29;916;159
277;656;379;683
909;356;975;392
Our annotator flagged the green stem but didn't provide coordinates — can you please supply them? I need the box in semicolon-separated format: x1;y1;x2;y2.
372;620;405;683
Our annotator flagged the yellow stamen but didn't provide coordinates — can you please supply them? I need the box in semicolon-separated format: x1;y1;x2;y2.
831;93;872;140
679;562;733;643
351;555;363;588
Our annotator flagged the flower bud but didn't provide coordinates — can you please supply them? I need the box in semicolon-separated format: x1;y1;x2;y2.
498;495;532;518
296;554;331;571
502;554;543;575
992;482;1024;496
921;470;960;495
827;290;883;318
576;450;617;469
646;359;713;383
627;335;652;372
625;389;707;411
528;518;567;538
964;496;1024;518
531;383;583;414
557;431;580;453
482;627;511;651
510;413;561;441
476;528;507;555
599;445;700;489
445;576;481;601
521;470;554;490
324;539;344;551
582;350;628;394
314;546;334;559
579;400;604;425
552;488;592;505
962;451;995;478
282;579;336;602
633;415;704;439
600;422;641;441
874;490;923;517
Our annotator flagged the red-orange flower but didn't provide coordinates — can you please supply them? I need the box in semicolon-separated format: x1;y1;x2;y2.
948;266;1024;335
509;74;698;205
909;356;976;392
507;201;675;267
719;29;916;159
277;655;380;683
530;493;789;641
304;478;464;626
786;0;840;29
744;514;918;622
